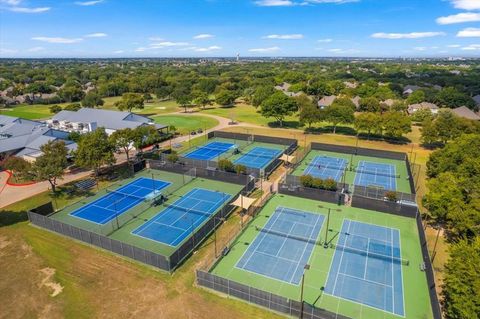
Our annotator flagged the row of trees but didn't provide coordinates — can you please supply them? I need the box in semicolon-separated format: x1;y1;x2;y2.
422;134;480;318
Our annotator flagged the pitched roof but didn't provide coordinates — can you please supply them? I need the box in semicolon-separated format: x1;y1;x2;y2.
473;95;480;106
51;108;167;130
451;106;480;121
318;95;337;107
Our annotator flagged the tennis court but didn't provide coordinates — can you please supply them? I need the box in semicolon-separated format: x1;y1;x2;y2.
325;219;405;316
236;206;324;284
184;141;236;160
234;147;283;169
304;155;347;181
132;188;231;246
354;161;397;191
70;177;171;224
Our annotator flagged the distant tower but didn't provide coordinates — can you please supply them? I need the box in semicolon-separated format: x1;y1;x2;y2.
236;53;240;62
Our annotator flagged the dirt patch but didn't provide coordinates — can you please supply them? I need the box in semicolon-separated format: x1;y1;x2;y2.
39;268;63;297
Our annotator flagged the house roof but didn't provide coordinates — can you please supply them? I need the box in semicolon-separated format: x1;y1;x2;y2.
451;106;480;121
51;108;167;131
473;95;480;106
318;95;337;107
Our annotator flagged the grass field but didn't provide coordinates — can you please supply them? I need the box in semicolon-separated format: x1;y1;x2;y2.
211;193;433;319
0;103;54;119
153;114;219;135
292;149;412;194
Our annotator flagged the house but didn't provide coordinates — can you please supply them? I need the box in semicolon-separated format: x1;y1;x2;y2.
451;106;480;121
0;115;76;162
47;108;168;135
403;85;421;96
351;96;361;109
407;102;439;115
274;82;302;97
317;96;336;109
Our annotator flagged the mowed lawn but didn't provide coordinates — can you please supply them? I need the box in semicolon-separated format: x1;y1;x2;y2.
0;104;54;119
153;114;219;134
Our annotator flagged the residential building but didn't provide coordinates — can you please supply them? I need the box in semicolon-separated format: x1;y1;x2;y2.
451;106;480;121
407;102;439;115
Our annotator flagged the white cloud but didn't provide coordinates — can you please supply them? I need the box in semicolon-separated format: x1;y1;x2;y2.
0;0;22;5
0;48;18;54
27;46;45;52
8;6;50;13
457;27;480;37
450;0;480;10
193;34;214;39
248;46;281;52
32;37;83;44
437;13;480;25
85;32;108;38
74;0;104;6
371;32;446;39
148;37;164;42
193;46;222;52
448;44;461;48
113;50;124;54
413;47;427;51
328;48;360;54
263;34;304;39
150;41;190;48
254;0;358;6
254;0;295;6
135;47;147;52
461;44;480;50
318;38;333;43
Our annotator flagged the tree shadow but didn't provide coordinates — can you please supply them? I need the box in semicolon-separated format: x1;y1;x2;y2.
268;120;302;129
0;210;28;227
305;126;357;136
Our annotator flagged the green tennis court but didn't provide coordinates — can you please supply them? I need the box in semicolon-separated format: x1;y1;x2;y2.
210;194;433;319
292;149;412;194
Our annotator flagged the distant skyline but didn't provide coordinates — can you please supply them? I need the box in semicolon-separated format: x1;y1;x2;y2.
1;0;480;58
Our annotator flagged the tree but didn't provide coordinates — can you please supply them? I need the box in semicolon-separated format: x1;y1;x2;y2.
406;90;425;105
75;128;115;176
64;103;82;111
359;97;380;112
259;91;298;127
58;85;85;102
31;140;68;193
435;87;475;109
433;110;464;145
3;156;31;181
82;92;104;108
297;94;322;128
132;125;161;149
324;104;354;134
109;128;135;163
49;104;62;114
442;238;480;319
332;97;356;110
381;111;411;139
175;94;192;113
215;90;237;107
306;80;333;97
114;93;144;112
411;108;434;123
354;112;382;137
252;85;274;107
193;91;212;110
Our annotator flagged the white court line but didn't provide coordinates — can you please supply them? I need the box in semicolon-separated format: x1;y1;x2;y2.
332;220;352;295
336;271;393;289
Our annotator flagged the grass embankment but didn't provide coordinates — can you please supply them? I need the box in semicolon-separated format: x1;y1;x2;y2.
153;114;219;135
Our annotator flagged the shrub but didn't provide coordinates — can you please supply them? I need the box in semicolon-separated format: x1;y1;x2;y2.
218;159;235;172
300;175;337;191
166;152;179;163
235;164;247;174
385;191;397;202
300;175;314;188
323;178;337;191
311;177;324;189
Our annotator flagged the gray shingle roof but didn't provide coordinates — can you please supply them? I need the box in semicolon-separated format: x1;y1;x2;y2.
451;106;480;121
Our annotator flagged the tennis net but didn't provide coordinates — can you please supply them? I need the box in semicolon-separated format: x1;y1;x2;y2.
255;226;321;245
200;145;236;154
244;151;280;160
163;203;213;218
306;162;346;171
106;189;147;203
353;168;400;179
333;243;409;266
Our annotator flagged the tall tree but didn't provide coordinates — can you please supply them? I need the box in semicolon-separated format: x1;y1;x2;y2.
259;91;298;127
324;104;355;134
354;112;382;137
381;111;412;139
109;128;135;163
31;141;68;193
215;90;237;107
297;94;322;128
3;156;31;182
193;91;212;110
75;128;115;177
359;97;380;112
252;85;274;107
114;93;144;112
82;91;104;108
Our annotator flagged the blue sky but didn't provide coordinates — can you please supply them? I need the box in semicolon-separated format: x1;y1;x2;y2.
1;0;479;58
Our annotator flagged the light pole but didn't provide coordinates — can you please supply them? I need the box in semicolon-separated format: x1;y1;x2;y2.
300;264;310;319
319;205;341;248
214;217;226;258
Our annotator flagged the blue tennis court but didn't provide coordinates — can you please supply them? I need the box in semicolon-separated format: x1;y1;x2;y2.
234;147;283;169
324;220;405;316
303;155;347;181
354;161;397;190
70;177;171;224
132;188;231;246
236;207;324;284
184;141;236;160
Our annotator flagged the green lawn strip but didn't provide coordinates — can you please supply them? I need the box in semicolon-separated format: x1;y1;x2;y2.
0;104;54;120
152;114;219;134
292;149;412;194
50;169;243;257
211;194;432;319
